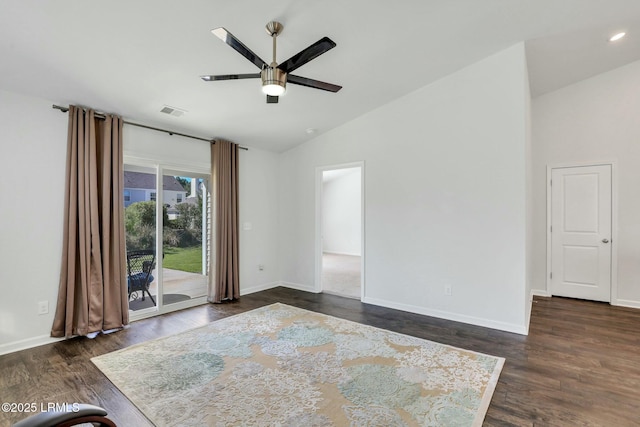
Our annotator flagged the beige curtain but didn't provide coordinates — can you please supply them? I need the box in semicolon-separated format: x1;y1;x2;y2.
208;139;240;303
51;105;128;338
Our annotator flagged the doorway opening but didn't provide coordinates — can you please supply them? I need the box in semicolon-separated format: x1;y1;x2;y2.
316;163;364;299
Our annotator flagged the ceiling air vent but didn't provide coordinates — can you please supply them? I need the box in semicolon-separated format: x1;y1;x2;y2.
160;105;187;117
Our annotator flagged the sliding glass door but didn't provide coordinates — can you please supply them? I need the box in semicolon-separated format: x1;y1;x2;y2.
161;170;209;306
123;164;159;312
124;163;208;316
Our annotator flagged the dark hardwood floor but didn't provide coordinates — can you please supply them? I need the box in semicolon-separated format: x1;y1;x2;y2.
1;288;640;426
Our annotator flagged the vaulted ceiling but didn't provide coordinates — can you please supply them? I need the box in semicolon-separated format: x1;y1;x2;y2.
1;0;639;152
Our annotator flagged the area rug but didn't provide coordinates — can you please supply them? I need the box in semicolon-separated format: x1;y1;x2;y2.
92;303;504;426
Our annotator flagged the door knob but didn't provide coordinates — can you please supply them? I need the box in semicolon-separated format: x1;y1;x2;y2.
602;238;609;243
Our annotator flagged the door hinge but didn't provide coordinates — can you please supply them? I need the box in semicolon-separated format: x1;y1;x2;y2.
550;225;552;232
550;272;553;279
550;180;552;186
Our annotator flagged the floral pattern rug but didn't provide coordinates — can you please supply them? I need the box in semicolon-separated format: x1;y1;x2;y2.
92;303;504;426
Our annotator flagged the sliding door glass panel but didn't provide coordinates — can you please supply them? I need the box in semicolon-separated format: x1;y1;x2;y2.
161;172;209;305
124;165;158;312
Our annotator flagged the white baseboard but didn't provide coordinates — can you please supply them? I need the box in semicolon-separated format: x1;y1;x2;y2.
531;289;550;297
323;251;361;257
280;281;319;293
0;334;64;356
240;281;280;296
612;299;640;309
524;290;539;335
362;296;528;335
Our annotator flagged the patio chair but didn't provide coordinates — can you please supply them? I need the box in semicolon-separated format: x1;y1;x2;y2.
127;249;156;306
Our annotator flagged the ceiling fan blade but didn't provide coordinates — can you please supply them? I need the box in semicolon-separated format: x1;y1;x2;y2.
266;95;279;104
288;75;342;93
211;27;267;70
201;73;260;81
278;37;337;74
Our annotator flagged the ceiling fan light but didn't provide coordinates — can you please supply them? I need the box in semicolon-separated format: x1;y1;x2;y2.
261;66;287;96
262;83;286;96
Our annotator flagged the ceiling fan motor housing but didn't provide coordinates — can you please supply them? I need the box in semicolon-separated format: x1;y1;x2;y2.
262;66;287;90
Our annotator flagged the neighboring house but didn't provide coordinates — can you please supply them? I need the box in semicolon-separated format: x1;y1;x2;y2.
123;171;186;208
183;178;204;207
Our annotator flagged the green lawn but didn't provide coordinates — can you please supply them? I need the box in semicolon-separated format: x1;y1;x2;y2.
163;246;203;273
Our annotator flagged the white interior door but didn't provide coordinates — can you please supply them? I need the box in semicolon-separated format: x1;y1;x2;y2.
550;165;612;302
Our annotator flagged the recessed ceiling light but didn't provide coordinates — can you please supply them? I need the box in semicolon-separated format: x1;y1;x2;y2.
609;32;626;42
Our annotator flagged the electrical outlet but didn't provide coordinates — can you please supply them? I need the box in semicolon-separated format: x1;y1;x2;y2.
444;285;452;296
38;300;49;315
258;264;264;271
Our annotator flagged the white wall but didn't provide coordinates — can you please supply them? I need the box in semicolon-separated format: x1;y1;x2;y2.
322;169;361;256
237;147;280;293
532;59;640;307
524;51;534;331
0;90;67;353
124;126;211;172
279;44;530;333
0;93;280;354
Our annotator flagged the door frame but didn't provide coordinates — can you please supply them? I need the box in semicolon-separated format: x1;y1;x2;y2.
124;158;210;322
546;161;619;303
315;161;365;299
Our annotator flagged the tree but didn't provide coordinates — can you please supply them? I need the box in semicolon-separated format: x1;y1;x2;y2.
174;203;201;231
125;201;168;250
175;176;191;193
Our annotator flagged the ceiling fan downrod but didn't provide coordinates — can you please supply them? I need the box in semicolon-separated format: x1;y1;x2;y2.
265;21;283;66
262;21;286;95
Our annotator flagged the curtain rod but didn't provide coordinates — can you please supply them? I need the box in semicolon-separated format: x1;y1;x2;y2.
52;104;248;150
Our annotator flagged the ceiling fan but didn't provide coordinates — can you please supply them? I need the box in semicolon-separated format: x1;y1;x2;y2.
201;21;342;103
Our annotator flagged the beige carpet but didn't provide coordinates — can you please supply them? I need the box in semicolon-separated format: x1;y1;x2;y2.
322;253;361;299
92;303;504;426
